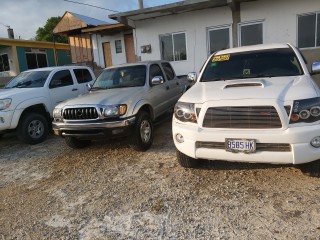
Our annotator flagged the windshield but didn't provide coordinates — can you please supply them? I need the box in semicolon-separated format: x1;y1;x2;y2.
5;71;50;88
92;65;146;90
201;48;304;82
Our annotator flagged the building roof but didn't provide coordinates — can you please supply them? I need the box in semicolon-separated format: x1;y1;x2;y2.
53;11;119;34
69;12;118;26
110;0;254;22
0;38;70;50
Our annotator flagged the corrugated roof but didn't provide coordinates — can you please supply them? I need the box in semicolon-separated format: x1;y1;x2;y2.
70;12;119;26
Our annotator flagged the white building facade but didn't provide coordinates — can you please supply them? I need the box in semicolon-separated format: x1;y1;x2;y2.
110;0;320;76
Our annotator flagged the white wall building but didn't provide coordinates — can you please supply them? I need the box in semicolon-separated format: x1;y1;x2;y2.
109;0;320;76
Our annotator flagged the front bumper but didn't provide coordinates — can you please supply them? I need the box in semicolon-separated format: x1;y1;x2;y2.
53;116;136;139
0;110;14;131
172;120;320;165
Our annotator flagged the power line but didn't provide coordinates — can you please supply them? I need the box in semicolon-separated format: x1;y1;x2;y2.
63;0;119;13
0;22;10;28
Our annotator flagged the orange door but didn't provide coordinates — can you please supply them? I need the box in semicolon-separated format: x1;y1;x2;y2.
124;34;136;63
103;42;113;67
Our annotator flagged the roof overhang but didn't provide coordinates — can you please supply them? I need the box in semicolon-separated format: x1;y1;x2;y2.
81;23;133;35
109;0;254;23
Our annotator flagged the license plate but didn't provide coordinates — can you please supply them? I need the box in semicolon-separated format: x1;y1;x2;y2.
225;138;256;153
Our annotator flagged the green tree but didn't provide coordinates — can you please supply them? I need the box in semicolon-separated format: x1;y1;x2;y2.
35;16;68;43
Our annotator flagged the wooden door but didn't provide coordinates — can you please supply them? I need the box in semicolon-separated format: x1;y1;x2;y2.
103;42;113;67
124;34;136;63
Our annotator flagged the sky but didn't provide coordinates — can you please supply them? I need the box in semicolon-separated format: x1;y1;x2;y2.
0;0;182;40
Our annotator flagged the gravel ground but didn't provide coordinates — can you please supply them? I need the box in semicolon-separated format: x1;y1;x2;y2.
1;116;320;239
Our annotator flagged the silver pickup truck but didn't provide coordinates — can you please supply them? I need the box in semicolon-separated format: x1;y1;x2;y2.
53;60;190;151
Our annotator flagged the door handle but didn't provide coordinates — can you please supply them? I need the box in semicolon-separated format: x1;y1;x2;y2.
72;88;78;91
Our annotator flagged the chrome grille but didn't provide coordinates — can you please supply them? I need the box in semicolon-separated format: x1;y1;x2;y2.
203;106;282;129
63;107;99;120
196;142;291;152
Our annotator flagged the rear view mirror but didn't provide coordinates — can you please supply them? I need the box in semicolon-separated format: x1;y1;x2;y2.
311;62;320;75
187;72;197;82
151;76;164;86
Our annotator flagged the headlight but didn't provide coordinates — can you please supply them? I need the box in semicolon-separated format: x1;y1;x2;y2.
290;97;320;124
174;102;197;123
103;104;127;117
53;108;62;118
0;98;11;110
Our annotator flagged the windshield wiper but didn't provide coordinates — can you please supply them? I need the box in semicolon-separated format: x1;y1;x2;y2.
12;81;32;88
251;74;276;78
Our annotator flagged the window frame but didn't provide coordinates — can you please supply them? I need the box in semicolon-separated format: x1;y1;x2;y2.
207;24;232;56
0;53;10;72
238;20;264;47
115;40;122;54
25;48;48;69
49;70;74;89
159;31;188;62
297;12;320;49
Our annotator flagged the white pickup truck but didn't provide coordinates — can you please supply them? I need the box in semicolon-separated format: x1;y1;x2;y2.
0;66;95;144
172;43;320;177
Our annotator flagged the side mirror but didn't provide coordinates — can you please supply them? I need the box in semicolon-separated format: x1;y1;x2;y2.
311;62;320;75
151;76;164;86
187;72;197;82
86;83;93;91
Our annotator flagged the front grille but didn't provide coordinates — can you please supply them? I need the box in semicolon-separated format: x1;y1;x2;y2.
63;107;99;120
203;106;282;129
196;142;291;152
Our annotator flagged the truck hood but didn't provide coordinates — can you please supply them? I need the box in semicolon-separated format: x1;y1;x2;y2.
57;87;145;107
180;76;318;103
0;88;44;100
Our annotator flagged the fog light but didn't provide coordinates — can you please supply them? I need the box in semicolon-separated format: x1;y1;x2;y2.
311;136;320;148
176;133;184;143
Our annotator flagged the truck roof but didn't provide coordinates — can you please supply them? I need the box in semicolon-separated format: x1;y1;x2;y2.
23;65;92;73
216;43;290;55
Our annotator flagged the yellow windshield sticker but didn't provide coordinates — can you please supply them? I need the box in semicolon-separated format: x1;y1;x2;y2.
212;54;230;62
120;71;125;77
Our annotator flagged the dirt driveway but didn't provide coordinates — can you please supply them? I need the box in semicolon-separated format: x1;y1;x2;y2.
1;117;320;239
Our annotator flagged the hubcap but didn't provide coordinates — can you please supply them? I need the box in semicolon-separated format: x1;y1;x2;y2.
140;120;151;143
28;120;44;139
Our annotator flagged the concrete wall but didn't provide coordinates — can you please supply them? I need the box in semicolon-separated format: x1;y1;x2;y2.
92;32;129;68
241;0;320;46
134;6;232;75
132;0;320;76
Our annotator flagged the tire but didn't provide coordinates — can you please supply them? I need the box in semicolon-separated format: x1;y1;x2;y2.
65;137;91;149
129;111;153;151
176;149;199;168
298;160;320;177
17;113;49;144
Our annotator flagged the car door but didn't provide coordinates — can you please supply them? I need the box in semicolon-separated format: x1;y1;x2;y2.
72;68;95;93
161;62;182;107
148;63;172;117
48;69;79;109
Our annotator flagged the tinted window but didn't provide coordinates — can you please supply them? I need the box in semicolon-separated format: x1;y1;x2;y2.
49;70;73;88
201;48;303;82
92;65;146;89
161;62;175;80
5;71;50;88
74;69;93;83
240;23;263;46
209;28;230;54
149;64;165;85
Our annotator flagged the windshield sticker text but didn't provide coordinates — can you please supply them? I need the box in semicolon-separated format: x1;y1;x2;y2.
212;54;230;62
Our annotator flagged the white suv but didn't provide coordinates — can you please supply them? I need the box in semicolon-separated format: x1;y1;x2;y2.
172;43;320;177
